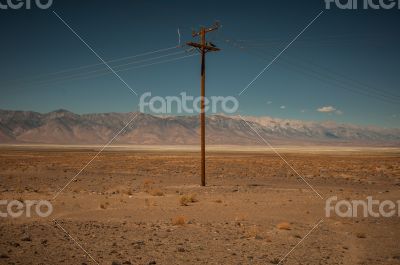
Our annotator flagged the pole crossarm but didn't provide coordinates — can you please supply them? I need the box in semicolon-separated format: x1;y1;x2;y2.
186;42;220;52
192;23;220;37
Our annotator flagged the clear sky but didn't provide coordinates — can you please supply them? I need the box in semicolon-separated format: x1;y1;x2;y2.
0;0;399;127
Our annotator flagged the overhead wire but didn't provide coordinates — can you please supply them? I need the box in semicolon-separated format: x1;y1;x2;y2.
224;35;399;99
2;45;182;87
216;33;399;105
3;48;197;89
25;50;188;87
19;52;199;88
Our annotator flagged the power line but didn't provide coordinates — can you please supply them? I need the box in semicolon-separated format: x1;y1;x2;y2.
231;36;400;99
53;11;137;96
218;33;400;105
238;10;324;96
2;45;181;87
26;53;198;89
21;50;188;87
233;40;399;104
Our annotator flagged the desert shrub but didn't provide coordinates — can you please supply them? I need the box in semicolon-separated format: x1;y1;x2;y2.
100;202;109;209
246;225;260;238
149;189;164;196
179;193;198;206
356;232;366;238
143;179;155;189
270;258;280;264
276;222;291;230
172;215;186;226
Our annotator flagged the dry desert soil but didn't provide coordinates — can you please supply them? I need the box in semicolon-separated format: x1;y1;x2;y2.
0;146;399;265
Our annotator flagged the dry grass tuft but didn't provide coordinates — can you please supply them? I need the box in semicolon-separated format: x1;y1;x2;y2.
143;179;155;189
172;215;186;226
179;193;198;206
356;232;366;238
234;213;248;222
143;179;164;196
100;202;109;209
148;189;164;196
276;222;291;230
270;257;280;264
246;225;261;238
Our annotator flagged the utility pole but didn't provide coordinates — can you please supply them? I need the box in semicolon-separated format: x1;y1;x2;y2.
187;23;220;187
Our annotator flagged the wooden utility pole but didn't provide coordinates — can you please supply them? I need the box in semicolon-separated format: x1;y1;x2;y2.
187;23;220;186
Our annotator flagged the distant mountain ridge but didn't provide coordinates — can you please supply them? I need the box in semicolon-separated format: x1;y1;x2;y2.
0;109;399;146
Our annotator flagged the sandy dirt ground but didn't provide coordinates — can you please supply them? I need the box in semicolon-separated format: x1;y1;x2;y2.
0;146;399;265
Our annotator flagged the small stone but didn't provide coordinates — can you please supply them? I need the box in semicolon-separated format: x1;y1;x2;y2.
111;261;121;265
148;261;156;265
177;247;186;252
21;236;31;242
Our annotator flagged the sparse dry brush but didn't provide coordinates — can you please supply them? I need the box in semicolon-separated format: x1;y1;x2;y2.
142;179;164;196
143;179;155;189
270;257;280;264
172;215;186;226
234;213;248;222
179;193;198;206
148;189;164;196
356;232;366;238
99;202;109;209
246;225;262;239
276;222;291;230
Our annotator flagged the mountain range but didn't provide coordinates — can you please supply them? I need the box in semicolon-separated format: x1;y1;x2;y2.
0;109;399;146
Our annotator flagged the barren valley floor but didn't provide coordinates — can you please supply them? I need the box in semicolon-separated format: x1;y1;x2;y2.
0;146;399;265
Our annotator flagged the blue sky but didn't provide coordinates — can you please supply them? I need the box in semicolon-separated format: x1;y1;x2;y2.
0;0;399;127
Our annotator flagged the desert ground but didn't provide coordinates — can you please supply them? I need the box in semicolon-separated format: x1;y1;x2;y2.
0;145;399;265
